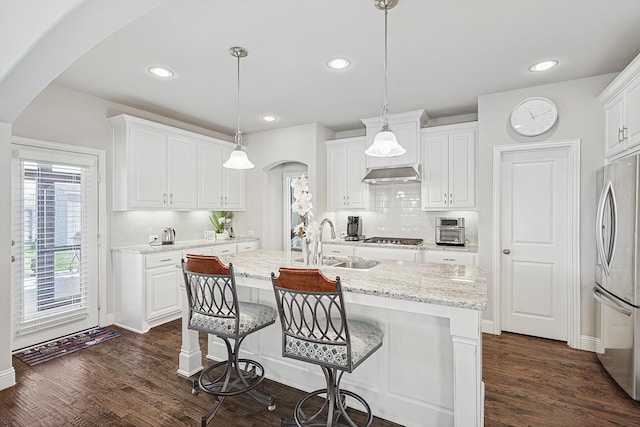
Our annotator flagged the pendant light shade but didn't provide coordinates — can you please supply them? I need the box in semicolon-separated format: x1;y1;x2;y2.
224;46;255;169
366;0;405;158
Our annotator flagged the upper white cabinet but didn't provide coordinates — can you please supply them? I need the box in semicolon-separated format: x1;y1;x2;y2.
198;142;245;210
599;53;640;160
109;114;244;211
326;136;369;210
421;122;477;210
361;110;427;168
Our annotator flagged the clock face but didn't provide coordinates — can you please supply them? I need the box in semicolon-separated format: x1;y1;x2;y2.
510;97;558;136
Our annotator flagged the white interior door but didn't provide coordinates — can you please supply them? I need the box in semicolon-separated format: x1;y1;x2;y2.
500;147;569;340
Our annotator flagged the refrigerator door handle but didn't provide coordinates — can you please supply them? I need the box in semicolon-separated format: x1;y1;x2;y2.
595;180;617;276
593;286;632;317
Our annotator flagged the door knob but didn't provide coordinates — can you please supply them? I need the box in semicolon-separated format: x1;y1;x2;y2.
503;249;511;254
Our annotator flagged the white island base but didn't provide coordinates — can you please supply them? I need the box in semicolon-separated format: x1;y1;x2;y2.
178;274;483;427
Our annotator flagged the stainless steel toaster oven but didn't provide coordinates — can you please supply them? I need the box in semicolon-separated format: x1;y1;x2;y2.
435;217;465;246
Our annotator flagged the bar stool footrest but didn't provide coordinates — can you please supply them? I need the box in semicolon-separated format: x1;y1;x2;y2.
292;387;373;427
198;358;265;397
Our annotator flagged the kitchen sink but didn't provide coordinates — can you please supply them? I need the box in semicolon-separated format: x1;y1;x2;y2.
332;260;378;270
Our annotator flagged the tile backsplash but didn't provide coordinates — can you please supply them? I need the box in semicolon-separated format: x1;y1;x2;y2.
111;210;212;248
332;183;478;244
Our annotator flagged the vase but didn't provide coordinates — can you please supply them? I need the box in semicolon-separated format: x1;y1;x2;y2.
301;237;318;266
216;231;229;241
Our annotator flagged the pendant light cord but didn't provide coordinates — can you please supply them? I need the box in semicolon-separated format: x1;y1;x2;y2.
235;52;243;147
381;3;390;128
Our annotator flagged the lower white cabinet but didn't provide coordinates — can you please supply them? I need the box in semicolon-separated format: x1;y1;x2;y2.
354;246;421;262
424;250;477;266
113;240;259;333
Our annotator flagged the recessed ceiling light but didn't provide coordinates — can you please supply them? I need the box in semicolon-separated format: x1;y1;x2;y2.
148;66;174;78
529;60;558;72
261;115;278;122
327;57;351;70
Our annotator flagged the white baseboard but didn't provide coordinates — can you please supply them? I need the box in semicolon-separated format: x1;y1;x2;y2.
482;319;497;334
579;335;599;353
0;366;16;391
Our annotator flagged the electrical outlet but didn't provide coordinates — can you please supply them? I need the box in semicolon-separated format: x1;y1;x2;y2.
149;234;158;243
247;230;255;236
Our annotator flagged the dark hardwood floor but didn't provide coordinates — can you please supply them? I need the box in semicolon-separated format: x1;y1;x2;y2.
483;332;640;426
2;321;640;426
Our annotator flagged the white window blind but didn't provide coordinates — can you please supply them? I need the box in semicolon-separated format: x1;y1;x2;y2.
12;146;98;343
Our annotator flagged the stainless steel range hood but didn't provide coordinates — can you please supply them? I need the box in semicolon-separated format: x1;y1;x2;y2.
362;164;421;184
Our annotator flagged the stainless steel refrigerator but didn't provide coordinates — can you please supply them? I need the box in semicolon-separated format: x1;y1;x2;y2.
594;154;640;400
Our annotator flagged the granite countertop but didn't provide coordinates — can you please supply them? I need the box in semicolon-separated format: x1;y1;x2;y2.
218;249;487;311
112;237;259;254
322;239;479;253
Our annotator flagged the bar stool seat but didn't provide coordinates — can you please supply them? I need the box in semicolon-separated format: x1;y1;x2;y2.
271;267;383;427
182;254;276;426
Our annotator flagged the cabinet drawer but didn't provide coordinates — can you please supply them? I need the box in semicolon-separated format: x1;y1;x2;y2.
237;241;259;253
322;244;354;257
424;250;477;266
145;251;181;269
211;243;237;256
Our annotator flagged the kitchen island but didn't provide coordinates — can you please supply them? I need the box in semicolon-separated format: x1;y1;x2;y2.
177;249;487;427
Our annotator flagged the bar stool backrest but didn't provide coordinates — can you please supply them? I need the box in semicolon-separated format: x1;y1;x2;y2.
271;268;354;371
182;254;241;337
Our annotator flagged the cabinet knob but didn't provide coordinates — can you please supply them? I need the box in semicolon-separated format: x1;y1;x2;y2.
163;193;167;204
170;193;173;204
503;248;511;254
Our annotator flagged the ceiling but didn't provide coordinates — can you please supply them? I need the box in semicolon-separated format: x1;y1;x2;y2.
53;0;640;136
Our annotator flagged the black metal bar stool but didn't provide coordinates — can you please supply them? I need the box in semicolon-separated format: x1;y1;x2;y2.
182;254;277;426
271;267;384;427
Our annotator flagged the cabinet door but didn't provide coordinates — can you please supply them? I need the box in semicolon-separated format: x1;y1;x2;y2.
129;125;167;208
345;141;369;209
448;131;475;208
198;142;224;209
625;75;640;149
604;93;626;158
167;135;198;209
222;146;245;210
421;133;449;209
327;144;348;211
145;265;181;320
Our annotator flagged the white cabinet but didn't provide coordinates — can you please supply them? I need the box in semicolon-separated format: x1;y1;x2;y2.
110;115;198;210
326;137;369;210
361;110;427;168
145;252;183;321
599;54;640;160
109;114;243;211
421;122;477;210
424;250;477;266
354;246;421;262
198;142;245;210
113;240;259;333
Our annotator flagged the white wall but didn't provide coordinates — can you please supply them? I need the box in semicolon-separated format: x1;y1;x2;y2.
241;123;334;249
477;73;615;341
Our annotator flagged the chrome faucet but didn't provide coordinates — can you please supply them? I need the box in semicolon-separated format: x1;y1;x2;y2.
317;219;336;266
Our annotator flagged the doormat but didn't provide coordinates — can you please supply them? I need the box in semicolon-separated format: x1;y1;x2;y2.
13;327;120;366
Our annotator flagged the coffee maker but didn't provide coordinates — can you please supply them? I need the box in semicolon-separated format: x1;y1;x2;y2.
346;216;362;241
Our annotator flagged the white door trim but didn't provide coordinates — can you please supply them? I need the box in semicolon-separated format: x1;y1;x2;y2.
11;136;109;327
492;139;581;348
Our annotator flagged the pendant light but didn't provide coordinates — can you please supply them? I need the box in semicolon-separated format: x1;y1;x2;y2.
365;0;406;158
223;46;255;169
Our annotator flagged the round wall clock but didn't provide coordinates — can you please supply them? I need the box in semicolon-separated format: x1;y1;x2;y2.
510;97;558;136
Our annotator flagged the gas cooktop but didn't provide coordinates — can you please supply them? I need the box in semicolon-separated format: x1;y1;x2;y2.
362;237;423;246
